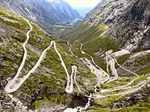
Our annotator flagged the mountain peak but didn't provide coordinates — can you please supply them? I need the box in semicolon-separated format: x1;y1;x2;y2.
1;0;80;35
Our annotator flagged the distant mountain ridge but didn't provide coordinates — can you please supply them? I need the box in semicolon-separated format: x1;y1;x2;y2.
0;0;80;34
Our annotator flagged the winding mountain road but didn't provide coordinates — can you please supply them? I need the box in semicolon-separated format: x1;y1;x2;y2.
65;65;77;94
3;15;150;111
67;41;76;57
80;43;109;85
94;80;147;99
13;18;32;83
105;49;131;82
4;18;33;93
5;21;79;94
5;40;80;94
79;46;146;100
82;58;109;85
53;42;79;94
5;41;53;93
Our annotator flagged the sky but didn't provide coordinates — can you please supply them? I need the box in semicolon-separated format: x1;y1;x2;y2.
64;0;101;16
65;0;101;8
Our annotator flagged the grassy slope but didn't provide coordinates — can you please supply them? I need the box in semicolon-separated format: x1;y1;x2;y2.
62;21;150;111
0;7;150;111
0;7;95;109
62;23;119;71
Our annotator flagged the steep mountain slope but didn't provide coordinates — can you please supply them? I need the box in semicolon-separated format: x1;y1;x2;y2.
0;0;150;112
0;0;80;34
85;0;150;51
60;0;150;111
0;7;94;111
62;0;150;73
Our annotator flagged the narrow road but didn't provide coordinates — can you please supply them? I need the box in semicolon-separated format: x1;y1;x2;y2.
80;43;109;85
52;41;70;90
100;76;140;94
52;42;78;94
129;50;150;59
99;55;140;93
65;65;77;94
67;41;76;57
111;49;130;58
95;80;147;99
90;56;110;83
90;50;149;101
80;47;146;102
80;43;86;55
96;49;141;93
82;58;109;85
64;108;78;112
80;44;131;85
5;42;53;93
3;16;149;111
5;37;80;94
105;49;130;82
94;80;147;99
4;18;33;93
13;18;32;82
73;67;81;93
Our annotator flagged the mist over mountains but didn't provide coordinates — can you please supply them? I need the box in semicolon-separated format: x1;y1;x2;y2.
65;0;102;17
0;0;80;34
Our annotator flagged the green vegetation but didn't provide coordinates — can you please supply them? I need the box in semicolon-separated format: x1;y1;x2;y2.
90;102;150;112
96;95;123;106
63;23;109;42
33;97;50;110
97;24;109;32
0;5;150;112
136;54;150;66
28;24;52;51
101;77;133;89
138;66;150;74
114;102;150;112
0;7;97;109
84;36;119;55
0;39;23;77
89;107;111;112
117;54;130;65
0;7;28;30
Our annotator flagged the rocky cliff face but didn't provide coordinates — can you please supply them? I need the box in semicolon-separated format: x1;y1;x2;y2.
61;0;150;76
85;0;150;52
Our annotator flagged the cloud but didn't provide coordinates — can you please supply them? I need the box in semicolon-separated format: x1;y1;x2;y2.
65;0;101;8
